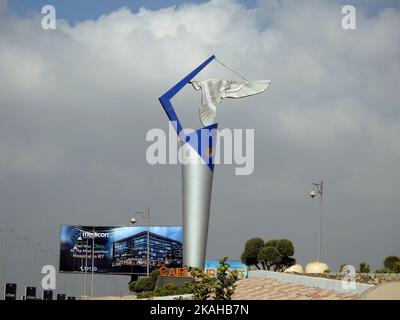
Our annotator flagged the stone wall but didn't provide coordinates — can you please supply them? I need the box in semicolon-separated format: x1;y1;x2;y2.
303;273;400;285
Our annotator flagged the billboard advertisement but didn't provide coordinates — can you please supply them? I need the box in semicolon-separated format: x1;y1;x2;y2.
4;283;17;300
56;294;66;300
204;260;248;279
59;225;183;274
25;287;36;300
43;290;53;301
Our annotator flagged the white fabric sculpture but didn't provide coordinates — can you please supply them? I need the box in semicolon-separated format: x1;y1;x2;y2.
191;79;271;126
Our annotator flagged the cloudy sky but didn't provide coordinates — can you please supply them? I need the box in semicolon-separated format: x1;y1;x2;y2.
0;0;399;296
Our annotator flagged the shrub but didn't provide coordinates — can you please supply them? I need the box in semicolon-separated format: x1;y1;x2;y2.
214;256;238;300
375;268;390;273
138;283;190;299
162;283;178;295
340;263;347;272
136;291;156;299
134;276;156;292
188;267;213;300
128;281;137;293
182;281;193;294
393;261;400;273
384;256;400;271
150;269;160;279
186;257;239;300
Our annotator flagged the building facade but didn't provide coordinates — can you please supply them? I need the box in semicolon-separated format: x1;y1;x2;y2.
112;231;183;269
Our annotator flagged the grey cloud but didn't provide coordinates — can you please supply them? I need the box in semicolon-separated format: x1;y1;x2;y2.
0;0;399;296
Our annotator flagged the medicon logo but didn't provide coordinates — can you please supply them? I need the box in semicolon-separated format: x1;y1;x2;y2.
81;231;109;239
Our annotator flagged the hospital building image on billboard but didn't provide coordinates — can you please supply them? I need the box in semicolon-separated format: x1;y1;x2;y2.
112;231;183;271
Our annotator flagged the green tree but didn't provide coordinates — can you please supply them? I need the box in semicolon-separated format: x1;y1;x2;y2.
265;239;279;248
214;256;238;300
276;239;295;271
240;237;264;269
260;239;295;271
258;245;281;270
277;239;294;257
358;262;370;273
384;256;400;271
340;263;347;272
392;261;400;273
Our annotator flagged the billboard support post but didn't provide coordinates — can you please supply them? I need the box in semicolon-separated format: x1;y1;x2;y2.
84;238;88;296
147;208;150;277
79;237;83;298
16;236;27;299
91;226;94;297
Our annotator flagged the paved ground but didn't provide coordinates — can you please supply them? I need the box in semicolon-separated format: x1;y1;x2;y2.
233;278;359;300
82;295;137;300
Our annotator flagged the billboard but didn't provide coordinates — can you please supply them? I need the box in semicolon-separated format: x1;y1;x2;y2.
59;225;183;274
204;260;248;279
4;283;17;300
25;287;36;300
56;294;66;300
43;290;53;300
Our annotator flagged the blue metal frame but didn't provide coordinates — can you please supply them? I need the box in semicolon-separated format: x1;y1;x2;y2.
159;55;217;171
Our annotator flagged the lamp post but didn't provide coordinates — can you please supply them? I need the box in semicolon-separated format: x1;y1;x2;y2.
131;208;150;277
309;181;324;262
1;228;14;298
16;236;28;298
40;249;53;265
28;242;41;287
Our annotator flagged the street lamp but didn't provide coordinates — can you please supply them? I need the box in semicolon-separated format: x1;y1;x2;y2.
16;236;28;298
27;242;41;287
309;181;324;262
131;208;150;277
40;249;53;265
0;228;14;299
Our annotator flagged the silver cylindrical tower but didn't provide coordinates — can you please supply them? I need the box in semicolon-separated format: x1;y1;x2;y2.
181;142;214;268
